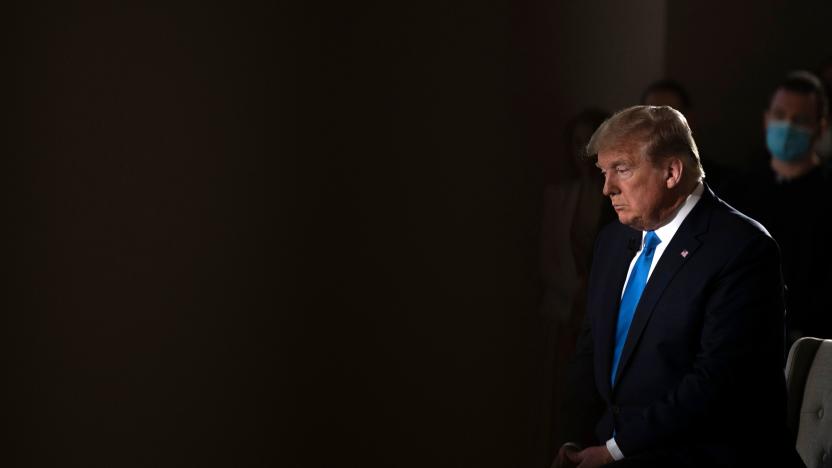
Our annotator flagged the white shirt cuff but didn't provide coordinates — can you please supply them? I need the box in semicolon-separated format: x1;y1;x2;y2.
606;438;625;461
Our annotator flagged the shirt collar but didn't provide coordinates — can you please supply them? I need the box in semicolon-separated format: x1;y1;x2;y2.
644;182;704;245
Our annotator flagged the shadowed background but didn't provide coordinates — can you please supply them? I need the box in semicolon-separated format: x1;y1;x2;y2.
7;1;832;467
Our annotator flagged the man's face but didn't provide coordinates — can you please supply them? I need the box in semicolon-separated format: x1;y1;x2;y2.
765;88;821;133
596;142;674;231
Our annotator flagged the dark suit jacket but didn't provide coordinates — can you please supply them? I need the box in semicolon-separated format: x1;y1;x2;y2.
560;185;803;467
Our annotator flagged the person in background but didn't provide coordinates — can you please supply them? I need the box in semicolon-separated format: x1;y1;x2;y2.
537;108;614;466
813;57;832;161
640;79;736;198
732;70;832;346
640;79;692;116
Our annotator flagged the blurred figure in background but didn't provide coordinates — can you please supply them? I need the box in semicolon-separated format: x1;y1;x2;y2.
733;70;832;346
813;56;832;161
641;79;691;115
641;79;736;198
537;108;614;465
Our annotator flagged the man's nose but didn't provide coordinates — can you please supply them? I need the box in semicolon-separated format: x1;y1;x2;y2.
602;175;617;197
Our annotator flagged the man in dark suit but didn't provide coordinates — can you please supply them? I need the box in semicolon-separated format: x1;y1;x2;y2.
552;106;803;468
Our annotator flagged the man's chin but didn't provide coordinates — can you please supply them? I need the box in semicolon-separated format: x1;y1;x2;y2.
616;213;632;226
618;214;645;231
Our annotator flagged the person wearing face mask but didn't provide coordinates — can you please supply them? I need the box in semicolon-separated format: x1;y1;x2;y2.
764;72;827;176
733;70;832;348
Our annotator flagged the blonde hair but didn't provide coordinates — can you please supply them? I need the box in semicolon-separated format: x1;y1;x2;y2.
586;105;705;182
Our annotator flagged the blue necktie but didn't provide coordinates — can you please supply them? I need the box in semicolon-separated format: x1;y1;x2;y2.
611;231;661;386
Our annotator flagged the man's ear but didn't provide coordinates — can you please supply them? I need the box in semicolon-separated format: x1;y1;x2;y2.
666;157;684;189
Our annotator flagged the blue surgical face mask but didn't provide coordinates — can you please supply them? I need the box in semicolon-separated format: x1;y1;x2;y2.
766;120;815;162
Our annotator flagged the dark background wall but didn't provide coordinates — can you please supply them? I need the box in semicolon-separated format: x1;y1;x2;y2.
8;1;540;467
521;0;665;172
9;2;304;466
7;1;832;467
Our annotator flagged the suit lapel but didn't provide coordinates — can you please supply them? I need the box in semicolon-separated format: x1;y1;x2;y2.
611;186;715;388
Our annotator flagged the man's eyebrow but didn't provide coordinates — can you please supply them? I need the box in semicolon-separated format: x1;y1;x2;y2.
597;159;630;169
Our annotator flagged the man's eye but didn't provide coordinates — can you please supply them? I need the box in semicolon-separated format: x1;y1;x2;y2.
615;167;630;174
